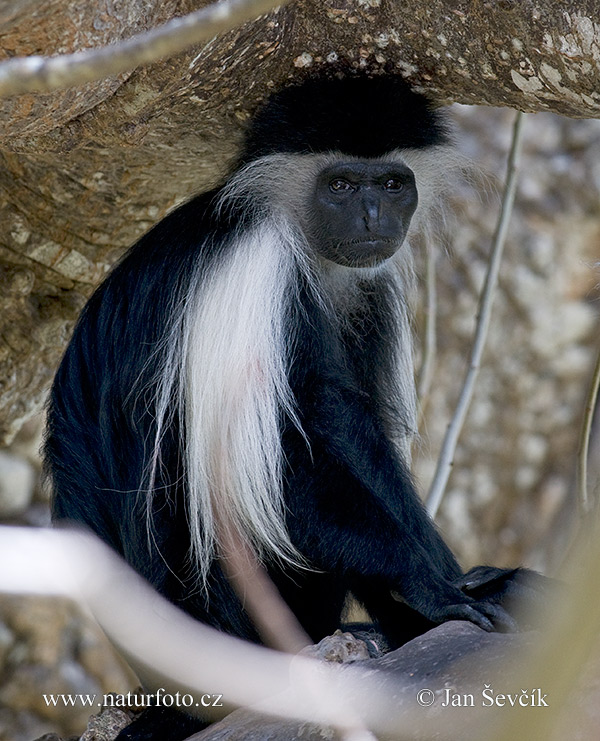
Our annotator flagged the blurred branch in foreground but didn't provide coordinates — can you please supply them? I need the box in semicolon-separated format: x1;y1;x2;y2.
1;524;598;740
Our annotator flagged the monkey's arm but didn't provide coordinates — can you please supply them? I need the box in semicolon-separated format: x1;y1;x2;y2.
285;380;515;633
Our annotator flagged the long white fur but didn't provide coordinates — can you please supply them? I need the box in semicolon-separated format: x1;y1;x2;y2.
182;217;310;584
148;147;461;587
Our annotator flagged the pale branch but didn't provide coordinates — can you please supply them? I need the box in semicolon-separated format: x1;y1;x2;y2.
0;525;425;739
426;111;526;519
577;344;600;514
0;0;289;97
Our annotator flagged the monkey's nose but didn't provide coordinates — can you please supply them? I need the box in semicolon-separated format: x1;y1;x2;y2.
362;201;381;231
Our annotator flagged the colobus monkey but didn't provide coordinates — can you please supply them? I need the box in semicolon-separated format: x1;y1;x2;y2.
45;76;536;740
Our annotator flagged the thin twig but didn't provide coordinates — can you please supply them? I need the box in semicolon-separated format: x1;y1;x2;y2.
417;237;437;423
576;344;600;513
426;111;526;518
0;0;289;98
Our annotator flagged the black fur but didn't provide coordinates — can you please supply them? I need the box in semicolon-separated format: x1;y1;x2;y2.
243;76;449;162
45;77;541;741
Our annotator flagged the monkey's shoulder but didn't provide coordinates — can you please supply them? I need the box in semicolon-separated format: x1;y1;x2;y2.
78;186;246;324
116;187;236;274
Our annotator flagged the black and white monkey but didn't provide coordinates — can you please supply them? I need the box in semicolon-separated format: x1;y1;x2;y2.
45;76;539;739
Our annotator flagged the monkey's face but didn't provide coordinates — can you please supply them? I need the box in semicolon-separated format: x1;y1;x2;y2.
308;160;418;268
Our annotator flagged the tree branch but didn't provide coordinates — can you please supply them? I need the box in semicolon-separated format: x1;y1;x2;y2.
0;0;289;97
426;111;526;518
0;526;427;739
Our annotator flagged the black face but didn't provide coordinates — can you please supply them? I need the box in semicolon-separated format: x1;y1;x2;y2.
308;160;418;268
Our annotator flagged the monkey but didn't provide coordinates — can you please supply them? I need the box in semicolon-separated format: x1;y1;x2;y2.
44;76;542;740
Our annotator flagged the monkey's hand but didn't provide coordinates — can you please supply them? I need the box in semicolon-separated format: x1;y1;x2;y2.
396;578;519;633
425;595;518;633
454;565;556;631
394;566;554;634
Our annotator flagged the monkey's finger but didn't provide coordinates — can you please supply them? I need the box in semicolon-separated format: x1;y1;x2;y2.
474;601;519;633
432;603;495;632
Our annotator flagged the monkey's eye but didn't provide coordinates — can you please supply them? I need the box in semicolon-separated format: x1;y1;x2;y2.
383;178;404;192
329;179;355;193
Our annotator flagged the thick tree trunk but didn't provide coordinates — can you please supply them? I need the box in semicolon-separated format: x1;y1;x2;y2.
0;0;599;440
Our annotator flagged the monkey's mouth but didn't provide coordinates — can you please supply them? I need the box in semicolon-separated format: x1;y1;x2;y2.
328;237;403;267
342;236;396;245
